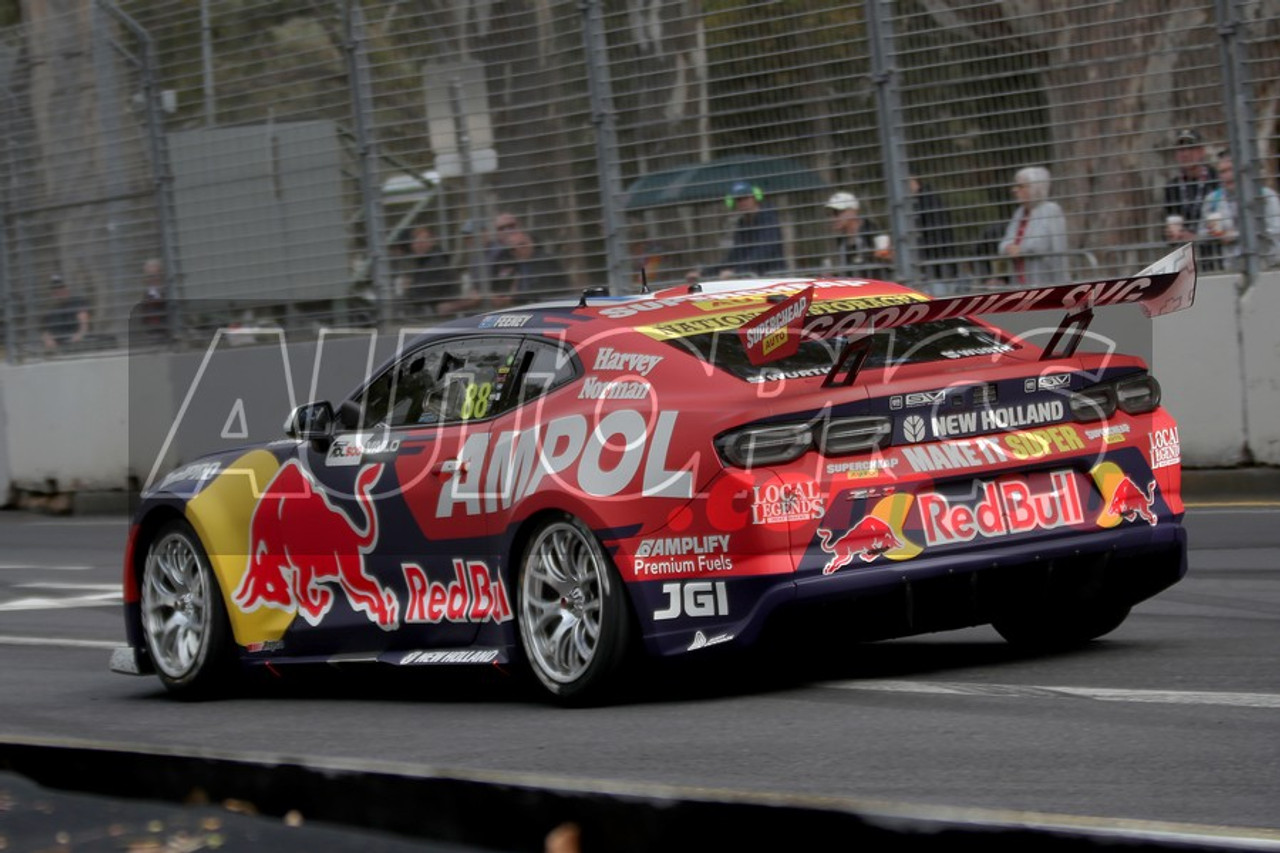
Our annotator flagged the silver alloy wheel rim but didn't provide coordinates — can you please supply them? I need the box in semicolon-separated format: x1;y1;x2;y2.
141;531;211;679
520;522;605;685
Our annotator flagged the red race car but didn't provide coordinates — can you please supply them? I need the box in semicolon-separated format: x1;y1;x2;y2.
112;246;1195;704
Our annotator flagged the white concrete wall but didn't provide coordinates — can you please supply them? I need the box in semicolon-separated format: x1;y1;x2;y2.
1152;273;1249;466
1240;271;1280;465
0;356;133;492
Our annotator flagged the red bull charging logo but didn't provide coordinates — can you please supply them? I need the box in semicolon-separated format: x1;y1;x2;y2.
1105;476;1158;526
816;517;905;574
233;460;399;629
1090;462;1160;528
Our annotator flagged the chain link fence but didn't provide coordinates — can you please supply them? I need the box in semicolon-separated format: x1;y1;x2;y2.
1;0;1277;363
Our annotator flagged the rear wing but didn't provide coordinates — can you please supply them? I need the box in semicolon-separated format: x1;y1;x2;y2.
805;244;1197;385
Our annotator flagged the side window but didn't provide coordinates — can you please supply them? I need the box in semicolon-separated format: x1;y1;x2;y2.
513;339;578;406
421;337;526;424
350;337;564;429
352;348;443;429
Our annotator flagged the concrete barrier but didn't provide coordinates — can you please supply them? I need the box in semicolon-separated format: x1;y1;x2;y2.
1152;273;1249;466
1240;271;1280;465
0;355;133;494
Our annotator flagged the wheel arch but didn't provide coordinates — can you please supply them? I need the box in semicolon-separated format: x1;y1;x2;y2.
505;506;641;628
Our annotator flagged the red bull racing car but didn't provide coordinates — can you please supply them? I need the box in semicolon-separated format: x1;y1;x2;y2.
112;246;1195;703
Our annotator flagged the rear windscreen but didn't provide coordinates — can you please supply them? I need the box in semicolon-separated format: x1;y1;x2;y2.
663;319;1017;383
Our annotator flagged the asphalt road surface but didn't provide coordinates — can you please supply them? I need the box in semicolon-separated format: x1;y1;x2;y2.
0;499;1277;849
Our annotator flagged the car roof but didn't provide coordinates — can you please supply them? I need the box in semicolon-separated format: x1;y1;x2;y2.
433;276;927;343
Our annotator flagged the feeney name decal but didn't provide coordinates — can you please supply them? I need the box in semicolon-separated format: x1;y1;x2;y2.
402;560;513;624
436;411;693;517
918;471;1083;546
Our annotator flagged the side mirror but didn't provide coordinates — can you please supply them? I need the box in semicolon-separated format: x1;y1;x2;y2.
284;401;335;441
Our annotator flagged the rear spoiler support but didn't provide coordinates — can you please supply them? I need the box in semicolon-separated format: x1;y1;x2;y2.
1041;307;1094;361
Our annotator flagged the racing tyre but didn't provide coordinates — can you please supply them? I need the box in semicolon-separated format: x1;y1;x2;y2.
140;519;237;698
516;514;633;705
991;600;1131;650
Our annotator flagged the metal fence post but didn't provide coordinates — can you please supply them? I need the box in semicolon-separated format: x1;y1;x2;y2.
867;0;916;287
1214;0;1261;283
341;0;391;329
0;84;13;363
0;195;11;364
96;1;184;345
581;0;628;294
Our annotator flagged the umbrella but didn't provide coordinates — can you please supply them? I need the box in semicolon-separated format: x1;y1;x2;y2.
622;154;829;210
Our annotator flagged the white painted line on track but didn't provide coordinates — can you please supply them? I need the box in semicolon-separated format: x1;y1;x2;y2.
0;564;95;571
11;518;127;525
826;679;1280;709
0;634;119;650
14;583;120;591
0;592;121;612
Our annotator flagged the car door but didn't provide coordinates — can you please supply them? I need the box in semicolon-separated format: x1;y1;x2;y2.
337;334;532;652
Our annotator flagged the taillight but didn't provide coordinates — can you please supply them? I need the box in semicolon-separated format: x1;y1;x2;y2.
716;416;891;469
1115;374;1161;414
817;416;893;455
1070;373;1161;422
716;424;812;468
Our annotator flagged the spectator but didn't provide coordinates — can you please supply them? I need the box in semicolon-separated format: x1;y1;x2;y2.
491;231;569;303
42;275;91;352
824;191;889;279
1164;129;1219;264
1197;152;1280;271
394;225;454;317
999;166;1068;286
485;212;524;290
137;257;168;341
718;181;785;278
911;176;958;287
853;179;958;289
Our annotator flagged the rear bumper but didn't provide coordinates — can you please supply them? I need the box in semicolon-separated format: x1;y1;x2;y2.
638;520;1186;657
782;521;1187;642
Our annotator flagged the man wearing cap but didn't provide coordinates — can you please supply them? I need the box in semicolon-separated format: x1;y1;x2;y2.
1164;129;1218;266
718;181;785;278
825;190;889;278
41;275;91;352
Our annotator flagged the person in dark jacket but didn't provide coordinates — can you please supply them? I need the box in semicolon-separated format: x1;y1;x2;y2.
394;226;456;317
911;177;957;285
718;181;785;278
1163;128;1220;269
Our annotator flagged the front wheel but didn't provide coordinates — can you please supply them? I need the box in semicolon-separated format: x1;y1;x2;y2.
516;514;633;704
140;519;237;698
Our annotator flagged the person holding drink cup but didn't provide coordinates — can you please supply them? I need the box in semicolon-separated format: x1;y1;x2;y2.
1197;152;1280;271
825;190;891;280
1163;129;1219;266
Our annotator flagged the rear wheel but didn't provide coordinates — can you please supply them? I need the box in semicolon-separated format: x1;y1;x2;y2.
992;600;1131;650
140;519;236;698
516;514;633;704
